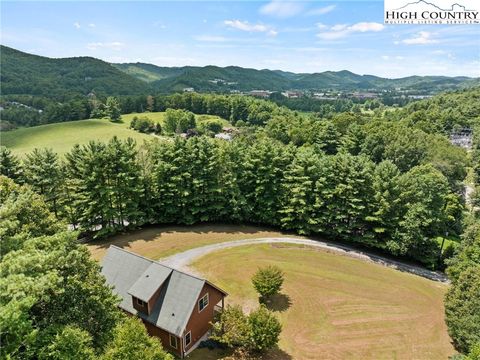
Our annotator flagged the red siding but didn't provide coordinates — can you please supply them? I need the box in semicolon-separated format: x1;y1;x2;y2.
183;283;225;352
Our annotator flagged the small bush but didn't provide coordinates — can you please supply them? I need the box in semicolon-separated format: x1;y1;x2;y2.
252;265;284;300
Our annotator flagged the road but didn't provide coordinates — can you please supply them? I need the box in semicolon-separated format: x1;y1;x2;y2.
160;237;449;283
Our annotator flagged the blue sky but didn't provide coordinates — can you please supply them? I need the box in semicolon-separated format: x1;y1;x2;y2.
1;1;479;77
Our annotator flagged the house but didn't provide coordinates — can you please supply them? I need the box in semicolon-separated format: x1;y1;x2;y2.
183;87;195;92
101;246;227;358
214;132;232;141
281;90;302;98
249;90;272;98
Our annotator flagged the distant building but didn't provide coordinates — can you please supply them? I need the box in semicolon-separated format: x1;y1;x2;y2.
351;92;378;99
101;246;227;358
281;91;302;98
183;87;195;92
214;133;232;141
249;90;272;98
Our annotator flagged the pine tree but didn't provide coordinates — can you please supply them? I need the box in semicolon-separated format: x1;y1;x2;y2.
23;148;62;217
105;97;121;122
0;146;22;181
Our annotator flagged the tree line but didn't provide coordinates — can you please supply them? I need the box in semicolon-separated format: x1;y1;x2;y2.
0;132;463;269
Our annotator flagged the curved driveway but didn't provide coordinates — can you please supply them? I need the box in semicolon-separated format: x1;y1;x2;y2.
160;237;449;283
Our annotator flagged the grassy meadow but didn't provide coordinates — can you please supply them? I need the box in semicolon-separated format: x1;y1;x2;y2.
2;112;228;157
191;243;454;360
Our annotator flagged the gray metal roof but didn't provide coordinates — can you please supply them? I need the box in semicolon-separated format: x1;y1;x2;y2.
128;263;172;302
100;246;213;336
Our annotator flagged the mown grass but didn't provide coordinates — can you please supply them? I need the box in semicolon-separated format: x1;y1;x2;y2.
190;243;454;360
2;112;229;157
87;224;298;261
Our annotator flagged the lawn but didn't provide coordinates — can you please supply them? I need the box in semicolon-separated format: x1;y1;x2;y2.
88;224;299;261
190;243;454;360
2;112;229;157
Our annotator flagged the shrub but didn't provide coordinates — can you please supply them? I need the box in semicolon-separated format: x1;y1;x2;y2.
129;116;158;134
211;305;281;354
252;266;284;300
210;305;249;348
246;306;282;352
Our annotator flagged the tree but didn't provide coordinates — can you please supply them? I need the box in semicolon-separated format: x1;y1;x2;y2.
0;230;121;357
23;148;62;216
163;108;196;134
41;326;95;360
0;176;62;257
146;95;155;112
252;265;284;300
101;318;173;360
246;306;282;353
444;265;480;354
210;305;249;348
105;97;121;122
0;146;22;181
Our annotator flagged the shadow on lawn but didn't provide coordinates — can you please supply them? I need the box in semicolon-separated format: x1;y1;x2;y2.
262;293;292;313
88;222;298;251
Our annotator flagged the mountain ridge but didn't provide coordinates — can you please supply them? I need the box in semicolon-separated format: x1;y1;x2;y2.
1;45;478;98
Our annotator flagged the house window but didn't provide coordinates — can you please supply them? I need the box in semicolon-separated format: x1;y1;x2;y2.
198;293;209;312
136;298;146;307
169;334;177;349
184;331;191;347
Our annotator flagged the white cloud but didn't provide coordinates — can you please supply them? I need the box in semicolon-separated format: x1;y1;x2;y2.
73;22;81;29
381;55;390;60
86;42;125;51
308;5;336;16
224;20;277;36
88;23;96;28
259;1;304;18
194;35;228;42
317;22;384;40
401;31;439;45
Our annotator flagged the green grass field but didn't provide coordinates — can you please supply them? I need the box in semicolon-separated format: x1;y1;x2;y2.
190;243;454;360
2;112;228;157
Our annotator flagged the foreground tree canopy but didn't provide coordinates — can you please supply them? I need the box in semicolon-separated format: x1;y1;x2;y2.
0;177;172;359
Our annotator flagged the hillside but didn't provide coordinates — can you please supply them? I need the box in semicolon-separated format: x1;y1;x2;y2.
0;45;151;98
1;46;478;99
116;62;479;93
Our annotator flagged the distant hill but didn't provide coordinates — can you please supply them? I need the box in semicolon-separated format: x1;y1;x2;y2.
1;46;478;99
116;62;479;93
0;45;151;98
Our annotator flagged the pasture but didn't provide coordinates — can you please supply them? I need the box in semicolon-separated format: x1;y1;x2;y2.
2;112;228;157
87;224;454;360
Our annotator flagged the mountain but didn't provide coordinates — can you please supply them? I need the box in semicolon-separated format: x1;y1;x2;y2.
1;46;478;99
0;45;151;98
116;62;478;93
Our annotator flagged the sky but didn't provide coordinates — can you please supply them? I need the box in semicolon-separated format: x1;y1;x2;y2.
1;1;479;77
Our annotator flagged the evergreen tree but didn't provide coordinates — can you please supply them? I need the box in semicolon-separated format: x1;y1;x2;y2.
0;146;22;181
23;148;62;217
105;97;121;122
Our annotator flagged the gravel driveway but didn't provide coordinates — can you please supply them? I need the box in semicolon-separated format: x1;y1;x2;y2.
159;237;449;283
